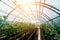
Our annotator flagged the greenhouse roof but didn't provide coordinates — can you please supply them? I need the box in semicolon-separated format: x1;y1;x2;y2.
0;0;60;24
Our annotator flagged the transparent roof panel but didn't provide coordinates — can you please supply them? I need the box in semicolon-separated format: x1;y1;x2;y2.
0;0;60;24
46;0;60;10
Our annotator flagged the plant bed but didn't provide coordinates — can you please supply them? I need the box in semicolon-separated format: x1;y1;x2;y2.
40;24;60;40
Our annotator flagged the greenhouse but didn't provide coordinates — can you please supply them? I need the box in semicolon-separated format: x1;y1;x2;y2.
0;0;60;40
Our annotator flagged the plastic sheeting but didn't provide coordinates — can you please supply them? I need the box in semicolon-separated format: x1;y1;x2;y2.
0;0;60;24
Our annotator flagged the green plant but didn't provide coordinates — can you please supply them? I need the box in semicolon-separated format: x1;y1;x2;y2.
0;16;36;40
40;23;60;40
